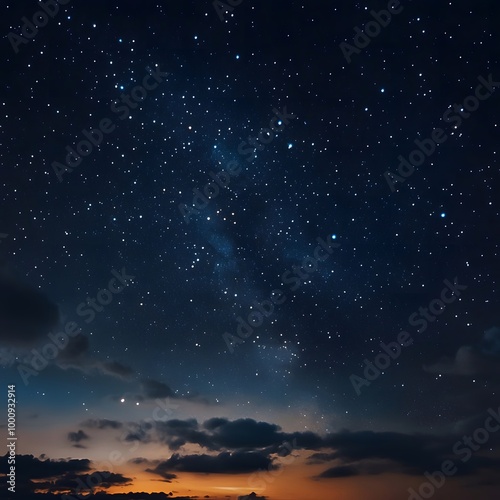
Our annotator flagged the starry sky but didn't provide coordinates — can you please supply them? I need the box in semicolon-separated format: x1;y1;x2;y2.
1;1;500;499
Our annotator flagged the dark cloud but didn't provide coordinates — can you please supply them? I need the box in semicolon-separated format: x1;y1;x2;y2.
81;418;123;430
34;471;132;493
154;417;500;480
0;454;133;495
0;493;193;500
124;417;325;455
284;431;323;450
56;334;89;362
320;430;448;474
56;355;135;382
142;379;177;399
424;327;500;376
123;421;153;443
0;274;59;346
313;429;500;479
0;453;90;479
138;378;211;405
424;346;495;376
145;468;178;482
129;457;160;465
83;414;500;483
68;430;90;443
155;419;215;451
206;418;284;449
203;417;228;430
148;451;277;475
306;452;338;464
99;360;135;379
315;465;359;478
238;493;268;500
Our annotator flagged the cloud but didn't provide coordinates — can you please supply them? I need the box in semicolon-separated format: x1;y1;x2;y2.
129;457;160;465
312;429;500;480
99;360;135;379
0;274;59;346
68;430;90;444
81;418;123;430
424;346;490;376
55;354;135;382
155;419;216;451
125;417;323;454
147;451;277;475
424;327;500;376
238;493;268;500
306;452;338;464
34;471;133;493
145;468;178;482
92;415;500;482
138;378;210;405
0;454;91;480
122;421;154;443
203;418;284;449
0;454;132;494
56;334;90;362
142;379;177;399
320;430;448;474
315;465;359;478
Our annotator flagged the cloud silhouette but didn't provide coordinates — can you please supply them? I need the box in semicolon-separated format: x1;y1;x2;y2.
148;450;277;475
81;418;123;430
67;430;90;446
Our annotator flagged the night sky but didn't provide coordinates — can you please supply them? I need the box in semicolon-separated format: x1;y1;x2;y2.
1;1;500;499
